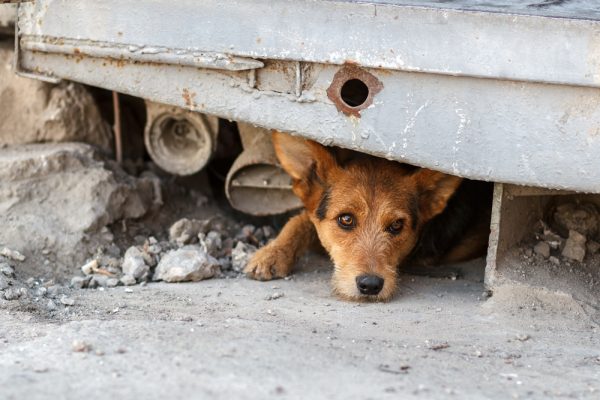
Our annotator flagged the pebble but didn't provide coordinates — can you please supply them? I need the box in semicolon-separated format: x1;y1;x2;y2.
562;230;587;262
265;292;284;301
46;300;57;311
60;295;75;306
120;275;137;286
70;276;90;289
122;246;149;280
198;231;222;256
169;218;210;246
231;241;257;272
153;246;220;283
586;240;600;255
0;262;15;277
3;287;22;300
0;275;9;291
72;340;92;353
0;248;26;262
533;242;550;259
106;278;120;288
549;256;560;265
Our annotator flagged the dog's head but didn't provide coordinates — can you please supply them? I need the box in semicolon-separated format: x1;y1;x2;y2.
273;131;462;301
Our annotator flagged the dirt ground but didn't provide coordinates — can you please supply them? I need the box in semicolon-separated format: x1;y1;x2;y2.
1;254;599;400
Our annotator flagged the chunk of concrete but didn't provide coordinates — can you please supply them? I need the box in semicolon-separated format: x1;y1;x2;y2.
121;247;149;280
153;246;220;283
561;230;586;262
0;143;157;271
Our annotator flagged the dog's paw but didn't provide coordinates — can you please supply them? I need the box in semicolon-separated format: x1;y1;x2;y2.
244;245;295;281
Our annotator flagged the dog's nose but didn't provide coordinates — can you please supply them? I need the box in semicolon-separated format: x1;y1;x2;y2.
356;274;384;295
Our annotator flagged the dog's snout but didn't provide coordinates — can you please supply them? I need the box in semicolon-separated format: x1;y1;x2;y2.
356;274;384;295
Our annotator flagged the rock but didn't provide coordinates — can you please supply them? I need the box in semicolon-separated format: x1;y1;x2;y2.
70;276;90;289
0;275;9;291
153;246;220;283
586;240;600;255
0;41;112;151
553;203;599;238
533;242;550;259
3;287;22;301
0;248;25;262
81;259;99;276
0;262;14;277
231;242;257;272
121;247;150;280
105;278;120;288
72;340;92;353
120;275;137;286
46;300;57;311
0;143;157;268
60;295;75;306
169;218;211;246
199;231;222;256
562;230;587;262
549;256;561;265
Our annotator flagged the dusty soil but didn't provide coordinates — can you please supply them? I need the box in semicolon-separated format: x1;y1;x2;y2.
1;255;599;400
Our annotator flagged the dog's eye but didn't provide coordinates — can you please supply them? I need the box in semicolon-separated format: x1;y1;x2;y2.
337;214;355;229
387;219;404;235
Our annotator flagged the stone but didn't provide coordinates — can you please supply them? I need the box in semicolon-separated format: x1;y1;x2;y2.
533;242;550;259
60;295;75;306
0;143;157;268
105;278;120;288
119;275;137;286
153;246;220;283
0;275;9;291
199;231;222;256
562;230;587;262
169;218;211;246
3;287;22;301
0;262;14;277
121;247;149;280
0;248;25;262
70;276;90;289
553;203;599;238
549;256;561;265
231;241;257;272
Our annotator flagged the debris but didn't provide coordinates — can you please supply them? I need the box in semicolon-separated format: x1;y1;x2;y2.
0;275;8;291
553;203;599;238
549;256;560;265
198;231;222;256
60;295;75;306
377;364;411;375
120;275;137;286
0;262;14;277
265;292;284;301
106;278;120;288
231;241;257;272
515;334;531;342
72;340;92;353
3;287;22;301
153;246;220;283
533;242;550;259
81;259;99;276
169;218;210;246
121;246;150;281
0;248;25;262
70;276;91;289
426;341;450;351
562;230;587;262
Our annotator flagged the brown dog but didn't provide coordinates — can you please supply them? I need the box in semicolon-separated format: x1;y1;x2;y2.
244;131;492;301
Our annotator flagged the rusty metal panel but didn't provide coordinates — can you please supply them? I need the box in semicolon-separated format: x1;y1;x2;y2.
14;0;600;193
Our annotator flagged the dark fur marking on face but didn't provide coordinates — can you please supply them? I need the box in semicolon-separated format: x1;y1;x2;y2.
316;188;331;220
409;195;419;230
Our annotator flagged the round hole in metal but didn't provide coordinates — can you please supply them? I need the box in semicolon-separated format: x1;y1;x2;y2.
340;79;370;108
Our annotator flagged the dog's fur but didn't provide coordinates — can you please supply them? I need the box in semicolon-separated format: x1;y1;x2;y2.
244;131;492;301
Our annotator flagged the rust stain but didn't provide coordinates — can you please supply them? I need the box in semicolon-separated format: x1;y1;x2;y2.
326;64;383;118
182;88;198;109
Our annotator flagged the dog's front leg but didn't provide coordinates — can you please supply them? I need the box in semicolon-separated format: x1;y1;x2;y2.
244;211;315;280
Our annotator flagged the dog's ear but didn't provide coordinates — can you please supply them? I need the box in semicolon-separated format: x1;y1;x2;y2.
272;130;337;186
412;169;463;221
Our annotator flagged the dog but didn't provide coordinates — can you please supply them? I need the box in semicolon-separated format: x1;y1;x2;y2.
244;131;492;301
